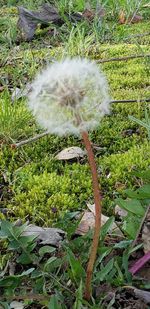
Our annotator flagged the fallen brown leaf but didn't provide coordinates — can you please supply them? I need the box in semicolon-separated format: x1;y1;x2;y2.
55;147;86;160
119;10;126;24
75;204;123;236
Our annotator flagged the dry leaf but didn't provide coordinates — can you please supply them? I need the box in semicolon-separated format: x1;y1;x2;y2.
142;207;150;253
75;204;123;236
10;301;24;309
119;10;143;24
128;14;143;24
17;5;62;40
115;205;128;218
75;211;95;235
82;8;95;21
142;223;150;253
82;5;105;21
22;224;65;247
11;84;31;102
119;10;126;24
0;86;4;92
134;288;150;304
143;3;150;7
55;147;86;160
96;6;105;18
17;5;82;41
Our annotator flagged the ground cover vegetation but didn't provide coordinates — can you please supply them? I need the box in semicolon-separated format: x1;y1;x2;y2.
0;0;150;308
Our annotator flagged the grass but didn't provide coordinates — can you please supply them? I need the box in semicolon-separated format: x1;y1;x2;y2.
0;0;150;307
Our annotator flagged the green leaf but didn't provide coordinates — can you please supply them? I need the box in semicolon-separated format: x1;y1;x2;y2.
100;217;115;240
95;258;114;282
67;248;85;284
30;269;43;279
129;243;143;254
0;301;10;309
44;257;58;271
129;115;150;131
17;252;37;264
96;247;112;265
8;240;21;250
48;295;62;309
39;245;56;257
0;276;21;288
133;169;150;181
21;268;35;276
0;268;34;288
122;250;132;283
0;220;14;238
13;222;29;237
19;235;38;245
73;280;83;309
116;198;145;216
114;240;132;249
122;214;140;238
125;184;150;200
34;276;45;293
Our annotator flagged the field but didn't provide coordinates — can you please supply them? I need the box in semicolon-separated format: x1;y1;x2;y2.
0;0;150;308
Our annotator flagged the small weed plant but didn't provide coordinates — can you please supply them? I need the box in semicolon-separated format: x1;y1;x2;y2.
0;216;138;308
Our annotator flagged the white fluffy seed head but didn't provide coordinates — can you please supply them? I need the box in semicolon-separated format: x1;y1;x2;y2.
28;58;110;136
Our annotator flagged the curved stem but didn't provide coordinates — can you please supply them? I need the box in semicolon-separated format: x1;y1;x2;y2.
81;131;102;300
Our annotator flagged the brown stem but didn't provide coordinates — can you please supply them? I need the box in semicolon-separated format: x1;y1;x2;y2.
81;131;102;300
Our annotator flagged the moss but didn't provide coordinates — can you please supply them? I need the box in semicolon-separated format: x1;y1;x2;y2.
1;138;149;224
7;164;92;224
100;141;150;202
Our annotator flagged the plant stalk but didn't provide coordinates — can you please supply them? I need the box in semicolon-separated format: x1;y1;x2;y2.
81;131;102;300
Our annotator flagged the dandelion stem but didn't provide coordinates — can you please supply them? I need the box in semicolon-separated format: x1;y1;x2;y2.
81;131;101;300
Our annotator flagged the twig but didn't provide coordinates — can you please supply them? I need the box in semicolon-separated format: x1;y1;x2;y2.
111;98;150;104
96;54;150;63
11;131;49;148
82;131;101;301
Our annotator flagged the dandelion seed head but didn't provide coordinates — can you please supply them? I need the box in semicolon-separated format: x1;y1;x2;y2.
28;58;110;136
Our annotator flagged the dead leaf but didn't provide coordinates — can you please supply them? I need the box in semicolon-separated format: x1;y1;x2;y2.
115;205;128;218
119;11;143;24
128;14;143;24
134;288;150;304
75;211;95;235
0;86;4;92
82;8;95;21
142;206;150;253
96;6;105;18
17;5;63;40
10;301;24;309
119;10;126;24
17;5;82;41
82;5;105;21
75;204;123;236
11;84;31;102
22;224;65;247
55;147;86;160
142;223;150;253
